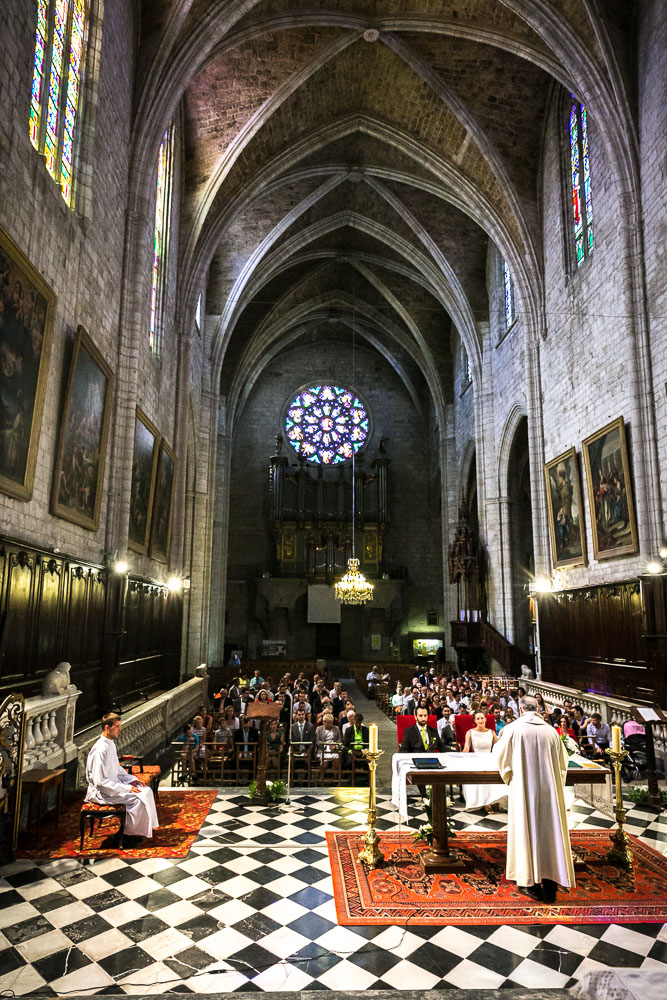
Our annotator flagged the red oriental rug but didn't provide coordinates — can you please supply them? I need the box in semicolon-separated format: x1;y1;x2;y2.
327;830;667;926
18;790;217;860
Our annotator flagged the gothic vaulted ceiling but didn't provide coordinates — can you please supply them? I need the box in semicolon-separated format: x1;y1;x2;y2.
136;0;637;428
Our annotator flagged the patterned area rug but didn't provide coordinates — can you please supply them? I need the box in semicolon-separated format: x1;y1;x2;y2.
327;830;667;926
17;790;218;860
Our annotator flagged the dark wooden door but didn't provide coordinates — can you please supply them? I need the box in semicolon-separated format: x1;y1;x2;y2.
316;623;340;658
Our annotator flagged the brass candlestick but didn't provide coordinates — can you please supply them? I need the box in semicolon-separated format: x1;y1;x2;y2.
605;747;635;869
358;749;385;868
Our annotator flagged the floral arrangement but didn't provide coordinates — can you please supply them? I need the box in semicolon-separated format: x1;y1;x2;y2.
626;784;667;806
412;789;454;846
248;778;287;801
560;732;578;756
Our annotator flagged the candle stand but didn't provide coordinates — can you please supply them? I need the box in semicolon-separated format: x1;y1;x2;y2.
358;748;385;869
605;746;635;870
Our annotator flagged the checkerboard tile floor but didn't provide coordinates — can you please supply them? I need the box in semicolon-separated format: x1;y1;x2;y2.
1;790;665;994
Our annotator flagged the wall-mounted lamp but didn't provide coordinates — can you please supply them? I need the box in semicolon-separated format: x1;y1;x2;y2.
114;560;129;574
531;577;553;594
167;576;183;592
659;546;667;561
646;561;662;575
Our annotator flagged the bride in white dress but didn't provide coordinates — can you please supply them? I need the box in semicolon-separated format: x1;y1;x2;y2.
463;712;506;813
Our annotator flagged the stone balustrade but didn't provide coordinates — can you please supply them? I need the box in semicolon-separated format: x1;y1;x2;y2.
74;672;208;787
526;679;666;759
23;686;81;773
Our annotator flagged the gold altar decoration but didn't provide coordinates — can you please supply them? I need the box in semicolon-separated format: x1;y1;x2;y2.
358;748;385;868
605;746;635;869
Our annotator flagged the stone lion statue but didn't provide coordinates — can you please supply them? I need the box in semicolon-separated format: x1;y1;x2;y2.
41;661;72;697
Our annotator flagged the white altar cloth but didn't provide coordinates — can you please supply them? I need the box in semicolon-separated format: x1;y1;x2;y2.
391;751;612;823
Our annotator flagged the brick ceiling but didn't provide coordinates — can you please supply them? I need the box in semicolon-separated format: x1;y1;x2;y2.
137;0;636;426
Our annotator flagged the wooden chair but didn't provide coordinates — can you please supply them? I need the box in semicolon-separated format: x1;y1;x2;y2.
235;744;257;781
171;744;195;786
80;801;126;850
316;752;342;786
290;744;312;784
120;756;161;800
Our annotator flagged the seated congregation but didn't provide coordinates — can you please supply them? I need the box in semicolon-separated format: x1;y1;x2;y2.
165;663;641;796
170;669;372;787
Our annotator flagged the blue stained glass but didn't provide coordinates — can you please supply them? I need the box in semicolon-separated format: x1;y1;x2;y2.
503;259;514;329
569;98;594;267
45;0;68;179
581;106;594;254
29;0;49;147
284;384;369;464
60;0;86;204
569;102;584;266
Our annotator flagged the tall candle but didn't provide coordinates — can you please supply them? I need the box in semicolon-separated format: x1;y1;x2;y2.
369;724;378;753
611;725;621;753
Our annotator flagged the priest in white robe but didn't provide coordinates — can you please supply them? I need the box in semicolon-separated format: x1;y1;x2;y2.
494;695;575;903
85;713;159;840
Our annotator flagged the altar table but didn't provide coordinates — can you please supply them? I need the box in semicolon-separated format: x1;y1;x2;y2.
392;751;611;873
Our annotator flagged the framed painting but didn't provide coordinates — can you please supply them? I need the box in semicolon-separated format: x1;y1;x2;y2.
544;447;586;568
582;417;638;560
0;226;56;500
51;327;114;530
128;409;159;554
149;440;175;563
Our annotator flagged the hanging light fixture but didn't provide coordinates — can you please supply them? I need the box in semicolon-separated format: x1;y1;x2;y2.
334;270;374;606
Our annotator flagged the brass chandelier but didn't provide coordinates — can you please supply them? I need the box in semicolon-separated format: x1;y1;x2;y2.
335;556;374;605
334;272;374;606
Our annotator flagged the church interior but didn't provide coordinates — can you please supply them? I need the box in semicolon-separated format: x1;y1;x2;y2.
0;0;666;996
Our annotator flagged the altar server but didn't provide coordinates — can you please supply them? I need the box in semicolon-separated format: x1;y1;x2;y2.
85;713;159;840
494;695;574;902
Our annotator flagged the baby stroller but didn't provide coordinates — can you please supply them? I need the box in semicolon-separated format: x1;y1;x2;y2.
621;720;648;782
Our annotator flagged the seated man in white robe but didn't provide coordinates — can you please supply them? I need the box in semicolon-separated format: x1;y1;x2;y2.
494;695;575;903
85;713;159;843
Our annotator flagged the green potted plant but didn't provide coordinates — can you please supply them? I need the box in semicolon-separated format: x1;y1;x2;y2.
248;778;287;802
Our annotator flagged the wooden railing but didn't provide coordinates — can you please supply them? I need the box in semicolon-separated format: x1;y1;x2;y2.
450;619;533;676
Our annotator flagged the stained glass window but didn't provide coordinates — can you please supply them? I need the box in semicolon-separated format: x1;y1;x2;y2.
29;0;89;207
462;347;472;387
569;99;594;267
29;0;49;148
149;125;174;354
503;259;515;329
285;385;369;465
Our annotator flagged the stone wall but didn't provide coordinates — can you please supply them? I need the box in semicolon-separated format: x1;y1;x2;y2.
224;337;444;658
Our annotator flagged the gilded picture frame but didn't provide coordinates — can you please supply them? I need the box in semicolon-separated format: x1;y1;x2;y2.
149;439;175;563
128;409;159;554
582;417;638;560
51;327;114;531
0;225;56;500
544;447;587;568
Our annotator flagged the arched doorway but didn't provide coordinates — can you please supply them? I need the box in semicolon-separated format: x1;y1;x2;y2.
507;418;534;652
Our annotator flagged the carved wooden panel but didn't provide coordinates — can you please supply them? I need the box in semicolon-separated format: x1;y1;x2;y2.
539;580;652;702
0;536;182;726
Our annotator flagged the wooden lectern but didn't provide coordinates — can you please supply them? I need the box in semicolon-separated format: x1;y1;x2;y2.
246;701;281;801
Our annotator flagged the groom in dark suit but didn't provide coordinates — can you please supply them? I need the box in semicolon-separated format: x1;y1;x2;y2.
400;706;442;752
290;707;315;752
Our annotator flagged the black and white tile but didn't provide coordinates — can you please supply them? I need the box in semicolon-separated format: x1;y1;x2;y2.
1;789;665;994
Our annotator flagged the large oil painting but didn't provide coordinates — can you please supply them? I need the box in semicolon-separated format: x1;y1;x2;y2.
149;440;175;563
51;327;114;530
544;447;586;568
0;226;55;500
582;417;638;560
128;409;159;554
